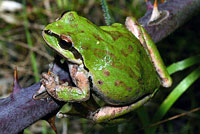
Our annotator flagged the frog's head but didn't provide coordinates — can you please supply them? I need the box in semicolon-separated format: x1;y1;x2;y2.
42;11;86;64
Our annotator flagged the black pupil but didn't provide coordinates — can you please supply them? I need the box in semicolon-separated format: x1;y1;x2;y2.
59;39;72;50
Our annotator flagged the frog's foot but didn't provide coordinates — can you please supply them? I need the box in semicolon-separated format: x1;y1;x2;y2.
90;93;154;123
33;72;58;100
40;69;90;102
57;112;69;118
40;72;60;99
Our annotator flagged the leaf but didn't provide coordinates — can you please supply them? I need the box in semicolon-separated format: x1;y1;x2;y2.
151;66;200;133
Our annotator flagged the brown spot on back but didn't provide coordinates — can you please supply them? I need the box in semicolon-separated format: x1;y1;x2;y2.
121;50;128;57
114;80;132;91
71;24;78;28
121;45;134;57
126;87;132;91
128;45;133;53
111;61;123;70
98;80;104;85
94;49;116;59
115;80;120;87
58;25;64;29
103;69;110;76
115;80;123;86
109;31;122;41
93;34;104;41
81;45;89;50
127;67;138;79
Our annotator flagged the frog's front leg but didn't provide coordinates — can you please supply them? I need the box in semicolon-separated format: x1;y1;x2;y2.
90;91;157;123
41;64;90;102
125;17;172;87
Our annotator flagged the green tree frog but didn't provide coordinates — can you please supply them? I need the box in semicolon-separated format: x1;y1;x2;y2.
36;11;172;123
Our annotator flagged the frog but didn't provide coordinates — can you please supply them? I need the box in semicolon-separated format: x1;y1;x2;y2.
34;11;172;123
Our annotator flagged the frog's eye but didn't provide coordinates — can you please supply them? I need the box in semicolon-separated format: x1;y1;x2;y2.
58;38;73;50
59;34;73;49
60;34;72;43
59;34;82;60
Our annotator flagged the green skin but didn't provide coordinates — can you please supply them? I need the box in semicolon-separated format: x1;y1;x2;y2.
39;11;172;123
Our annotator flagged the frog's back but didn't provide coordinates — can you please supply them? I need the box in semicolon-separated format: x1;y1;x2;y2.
72;21;160;105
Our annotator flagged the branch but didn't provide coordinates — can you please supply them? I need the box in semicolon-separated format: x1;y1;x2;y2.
0;61;70;133
0;0;200;133
139;0;200;42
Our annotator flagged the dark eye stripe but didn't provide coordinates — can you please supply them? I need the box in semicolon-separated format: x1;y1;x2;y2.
44;30;53;35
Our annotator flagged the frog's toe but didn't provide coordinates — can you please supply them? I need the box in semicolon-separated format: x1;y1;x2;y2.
46;85;58;98
40;74;57;91
62;82;69;86
42;72;60;84
41;73;51;82
40;78;48;86
57;112;69;118
42;72;51;79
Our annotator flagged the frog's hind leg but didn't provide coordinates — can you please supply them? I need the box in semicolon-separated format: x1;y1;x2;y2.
90;91;157;123
42;64;90;102
125;18;172;88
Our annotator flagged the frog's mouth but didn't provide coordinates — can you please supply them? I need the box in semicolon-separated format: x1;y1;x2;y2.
43;30;83;65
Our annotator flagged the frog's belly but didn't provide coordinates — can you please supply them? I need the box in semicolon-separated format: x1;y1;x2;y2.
91;71;160;106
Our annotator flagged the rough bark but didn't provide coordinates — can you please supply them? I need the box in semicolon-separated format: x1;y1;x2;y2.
0;0;200;133
139;0;200;42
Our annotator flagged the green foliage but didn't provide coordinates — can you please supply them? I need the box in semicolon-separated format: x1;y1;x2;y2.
151;58;200;133
100;0;112;25
23;0;39;82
